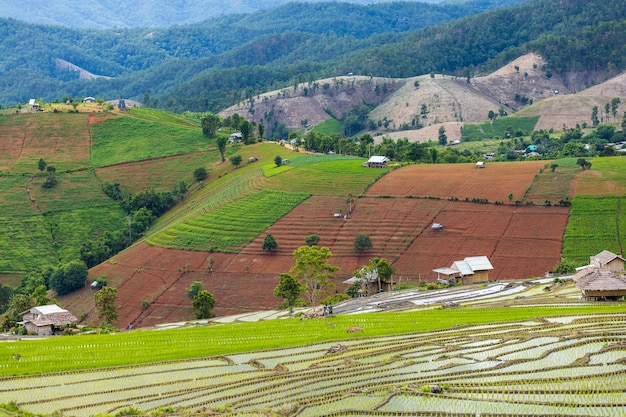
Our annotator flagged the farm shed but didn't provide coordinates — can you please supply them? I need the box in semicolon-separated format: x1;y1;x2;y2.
589;250;625;272
229;132;243;142
475;161;485;168
19;305;78;336
432;267;461;285
363;156;389;168
450;256;494;284
28;99;39;111
572;267;626;300
83;96;95;104
344;267;393;295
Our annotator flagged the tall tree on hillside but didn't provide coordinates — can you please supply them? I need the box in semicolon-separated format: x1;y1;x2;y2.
591;106;599;126
438;126;447;146
192;290;215;319
273;273;304;312
217;136;227;162
239;120;252;144
262;234;278;252
354;234;372;254
288;245;338;306
230;155;242;168
37;158;46;172
94;286;119;325
611;98;621;119
201;112;222;139
257;121;265;140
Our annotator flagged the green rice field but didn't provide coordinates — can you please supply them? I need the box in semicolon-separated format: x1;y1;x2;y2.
147;189;310;251
1;305;625;416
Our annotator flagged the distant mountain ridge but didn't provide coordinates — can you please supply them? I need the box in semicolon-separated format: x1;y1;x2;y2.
0;0;449;28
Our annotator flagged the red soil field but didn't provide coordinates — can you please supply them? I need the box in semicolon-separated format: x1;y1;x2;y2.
61;162;569;328
367;161;548;202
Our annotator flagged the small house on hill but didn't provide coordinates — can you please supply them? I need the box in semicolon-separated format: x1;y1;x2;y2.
83;96;95;104
229;132;243;143
28;99;40;112
19;304;78;336
590;250;625;272
344;267;393;295
573;267;626;300
363;156;389;168
450;256;494;284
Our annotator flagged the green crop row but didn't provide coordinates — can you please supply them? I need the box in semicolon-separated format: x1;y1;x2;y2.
0;215;57;273
1;305;625;377
90;117;207;167
147;189;310;251
562;196;624;263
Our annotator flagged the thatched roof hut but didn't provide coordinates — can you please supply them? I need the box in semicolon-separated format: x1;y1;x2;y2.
573;267;626;300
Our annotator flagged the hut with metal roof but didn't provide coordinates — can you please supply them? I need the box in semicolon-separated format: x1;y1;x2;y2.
19;305;78;336
450;256;494;284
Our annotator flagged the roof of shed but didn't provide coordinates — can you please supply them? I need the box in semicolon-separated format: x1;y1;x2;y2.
573;267;626;292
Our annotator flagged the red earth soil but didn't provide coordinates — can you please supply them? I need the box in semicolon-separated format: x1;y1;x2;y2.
62;161;569;328
367;161;549;202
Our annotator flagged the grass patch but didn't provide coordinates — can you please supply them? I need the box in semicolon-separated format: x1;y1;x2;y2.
0;215;57;273
0;305;624;377
29;171;112;213
266;159;390;196
461;116;539;141
147;189;310;251
523;158;579;203
312;118;341;135
90;117;207;166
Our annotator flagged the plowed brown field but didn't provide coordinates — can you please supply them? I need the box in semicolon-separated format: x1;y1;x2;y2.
63;161;570;328
366;161;548;202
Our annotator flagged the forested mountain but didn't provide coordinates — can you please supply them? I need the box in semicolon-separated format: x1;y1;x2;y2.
1;0;625;115
0;0;455;28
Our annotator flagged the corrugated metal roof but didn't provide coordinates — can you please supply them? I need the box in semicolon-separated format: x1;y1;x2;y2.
465;256;494;271
450;256;493;275
367;156;389;163
32;305;68;315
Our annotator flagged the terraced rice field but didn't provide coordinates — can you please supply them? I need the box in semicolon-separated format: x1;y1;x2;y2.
2;314;625;416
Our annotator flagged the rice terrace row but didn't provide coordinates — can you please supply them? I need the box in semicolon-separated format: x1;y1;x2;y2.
1;307;626;416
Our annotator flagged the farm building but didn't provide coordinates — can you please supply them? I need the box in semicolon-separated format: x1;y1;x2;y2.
344;267;393;295
572;267;626;300
362;156;389;168
28;99;39;112
19;305;78;336
83;96;95;104
432;267;461;285
589;250;625;272
449;256;494;284
229;132;243;142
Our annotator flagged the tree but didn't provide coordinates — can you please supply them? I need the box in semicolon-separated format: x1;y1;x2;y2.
438;126;447;146
193;167;207;181
273;273;304;311
262;233;278;252
37;158;47;172
274;155;283;167
304;234;320;247
487;110;496;121
239;120;252;144
550;163;558;172
42;165;57;188
346;280;362;298
611;97;621;119
94;286;119;325
257;121;265;140
186;281;204;300
354;234;372;253
591;106;599;126
2;293;35;330
576;158;592;170
288;245;339;306
192;290;215;319
216;136;228;162
230;154;243;168
50;260;88;295
201;112;222;138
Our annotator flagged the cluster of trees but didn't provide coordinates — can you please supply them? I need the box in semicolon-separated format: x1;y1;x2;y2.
0;260;88;330
185;281;216;319
82;185;181;268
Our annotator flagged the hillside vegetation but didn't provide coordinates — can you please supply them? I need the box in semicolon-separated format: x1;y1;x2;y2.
2;0;626;120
